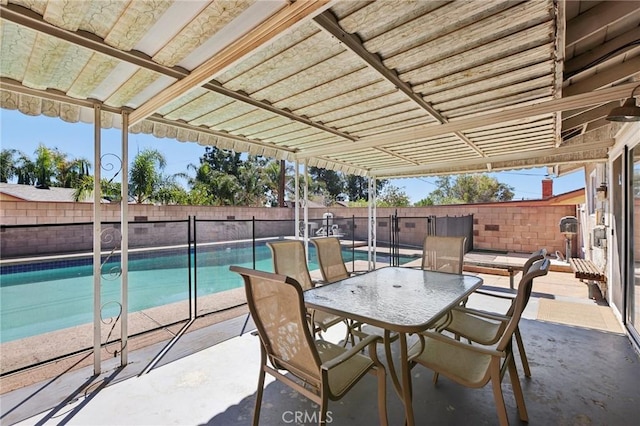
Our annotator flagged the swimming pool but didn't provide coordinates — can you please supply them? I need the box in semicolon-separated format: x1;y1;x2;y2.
0;243;415;343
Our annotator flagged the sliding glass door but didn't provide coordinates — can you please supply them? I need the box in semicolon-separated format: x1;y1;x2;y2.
629;146;640;342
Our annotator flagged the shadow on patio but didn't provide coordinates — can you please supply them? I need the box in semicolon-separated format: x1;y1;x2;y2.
2;270;639;425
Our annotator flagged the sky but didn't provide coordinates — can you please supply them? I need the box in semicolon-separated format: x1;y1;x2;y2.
0;109;585;203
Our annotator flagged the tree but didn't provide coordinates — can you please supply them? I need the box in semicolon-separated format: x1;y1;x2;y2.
33;144;58;188
263;160;291;207
309;167;344;202
345;175;388;202
201;146;242;176
14;151;36;185
0;149;20;182
55;156;91;188
377;184;411;207
422;174;514;205
129;148;167;204
73;176;121;202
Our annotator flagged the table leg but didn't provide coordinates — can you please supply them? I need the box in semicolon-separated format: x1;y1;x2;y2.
383;330;415;426
384;330;401;395
399;332;415;426
509;268;515;289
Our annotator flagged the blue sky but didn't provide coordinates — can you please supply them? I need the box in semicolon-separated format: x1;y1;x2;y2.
1;109;584;202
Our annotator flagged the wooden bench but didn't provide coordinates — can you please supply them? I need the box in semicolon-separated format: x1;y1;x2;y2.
464;260;523;289
570;258;607;282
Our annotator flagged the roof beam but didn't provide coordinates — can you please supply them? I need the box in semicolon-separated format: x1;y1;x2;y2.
562;101;618;131
566;1;640;47
563;56;640;96
297;81;639;159
312;10;486;157
0;2;355;141
374;139;613;178
565;26;640;77
129;0;332;124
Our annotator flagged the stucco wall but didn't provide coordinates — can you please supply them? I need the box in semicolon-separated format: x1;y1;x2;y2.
1;201;577;258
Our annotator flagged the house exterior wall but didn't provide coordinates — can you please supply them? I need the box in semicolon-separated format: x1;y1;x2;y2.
1;201;577;258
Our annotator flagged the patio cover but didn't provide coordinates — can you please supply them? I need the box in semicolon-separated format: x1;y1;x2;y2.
1;0;639;178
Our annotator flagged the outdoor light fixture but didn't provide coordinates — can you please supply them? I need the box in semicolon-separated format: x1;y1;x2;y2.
606;84;640;122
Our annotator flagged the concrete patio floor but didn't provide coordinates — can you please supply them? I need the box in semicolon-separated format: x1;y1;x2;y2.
2;267;639;425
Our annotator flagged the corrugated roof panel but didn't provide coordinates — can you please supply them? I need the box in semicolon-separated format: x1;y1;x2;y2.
342;112;433;135
425;61;555;105
401;23;553;87
414;46;554;96
433;75;554;112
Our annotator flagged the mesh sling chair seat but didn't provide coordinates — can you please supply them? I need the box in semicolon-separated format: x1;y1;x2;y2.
442;248;548;377
266;240;345;336
229;266;388;426
408;258;551;426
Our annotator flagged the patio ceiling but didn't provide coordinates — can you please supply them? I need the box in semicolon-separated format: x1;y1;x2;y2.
1;0;639;178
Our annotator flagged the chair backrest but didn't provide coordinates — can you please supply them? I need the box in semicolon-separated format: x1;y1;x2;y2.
522;248;547;274
267;240;314;291
310;237;350;283
496;258;550;351
421;236;466;274
230;266;322;386
502;248;548;317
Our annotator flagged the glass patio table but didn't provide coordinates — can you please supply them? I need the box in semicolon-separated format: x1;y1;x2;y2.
304;266;483;426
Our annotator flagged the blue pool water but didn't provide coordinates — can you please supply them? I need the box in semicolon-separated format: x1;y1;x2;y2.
0;244;413;343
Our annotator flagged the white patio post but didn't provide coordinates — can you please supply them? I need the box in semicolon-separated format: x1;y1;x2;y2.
303;160;309;261
120;111;129;366
368;176;377;270
295;160;300;240
92;105;102;374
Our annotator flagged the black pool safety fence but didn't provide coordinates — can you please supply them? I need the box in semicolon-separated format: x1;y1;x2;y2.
0;213;472;376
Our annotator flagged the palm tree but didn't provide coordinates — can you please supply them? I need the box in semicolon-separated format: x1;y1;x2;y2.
129;148;167;204
56;156;92;188
33;144;58;188
14;151;36;185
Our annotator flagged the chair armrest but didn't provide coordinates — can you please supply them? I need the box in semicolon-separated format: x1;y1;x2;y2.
321;335;382;371
419;330;505;357
474;288;517;301
452;306;511;322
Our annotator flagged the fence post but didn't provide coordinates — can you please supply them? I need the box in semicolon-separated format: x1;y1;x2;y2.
188;216;193;319
193;216;197;317
252;216;256;269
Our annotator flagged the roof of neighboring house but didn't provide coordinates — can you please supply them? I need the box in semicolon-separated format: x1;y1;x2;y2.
0;183;88;202
545;188;585;206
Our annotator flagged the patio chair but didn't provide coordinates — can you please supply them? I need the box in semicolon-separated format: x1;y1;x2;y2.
309;237;350;283
310;237;365;344
440;248;548;378
420;235;468;316
266;240;345;337
229;266;388;426
408;258;551;426
421;235;466;274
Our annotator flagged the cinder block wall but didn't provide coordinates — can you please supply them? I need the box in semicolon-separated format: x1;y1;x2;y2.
1;201;577;257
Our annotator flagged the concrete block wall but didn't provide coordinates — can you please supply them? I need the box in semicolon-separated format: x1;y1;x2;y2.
1;201;577;258
312;203;577;255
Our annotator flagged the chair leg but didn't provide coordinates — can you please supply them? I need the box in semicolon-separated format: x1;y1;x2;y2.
508;355;529;422
253;366;266;426
319;396;329;426
376;364;388;426
432;371;439;384
489;362;509;426
514;327;531;377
